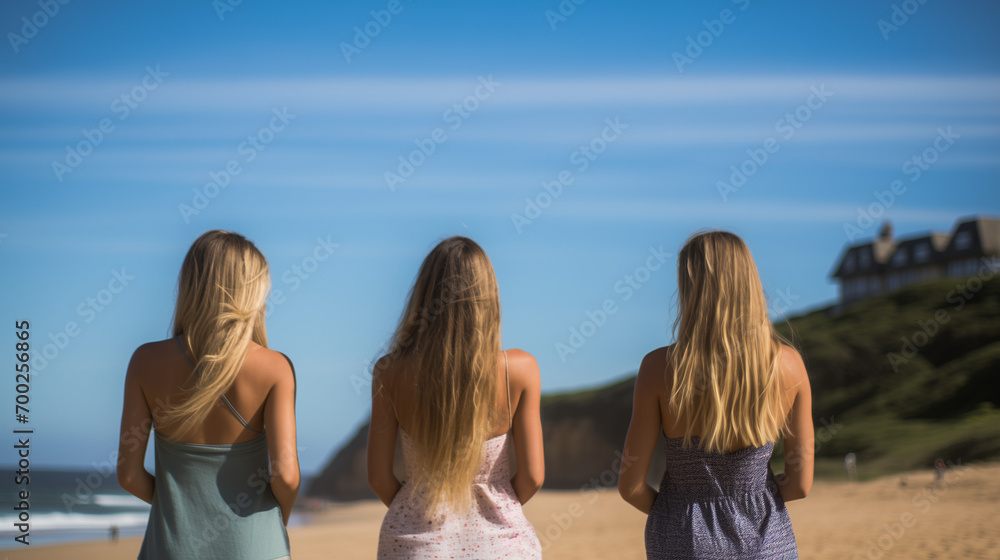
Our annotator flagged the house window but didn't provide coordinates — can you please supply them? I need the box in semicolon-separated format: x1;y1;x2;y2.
844;253;856;273
954;231;972;250
892;250;907;266
948;257;984;277
859;251;871;268
967;257;980;275
914;244;930;263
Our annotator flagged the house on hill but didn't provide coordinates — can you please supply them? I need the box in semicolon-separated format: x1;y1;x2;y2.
831;216;1000;306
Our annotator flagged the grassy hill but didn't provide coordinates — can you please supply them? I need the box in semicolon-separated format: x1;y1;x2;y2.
306;276;1000;499
772;275;1000;479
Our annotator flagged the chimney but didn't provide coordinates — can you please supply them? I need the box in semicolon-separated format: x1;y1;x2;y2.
878;221;893;242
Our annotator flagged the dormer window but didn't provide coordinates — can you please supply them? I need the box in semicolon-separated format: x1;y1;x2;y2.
914;243;930;263
954;231;972;250
844;253;856;273
859;251;871;268
892;249;907;266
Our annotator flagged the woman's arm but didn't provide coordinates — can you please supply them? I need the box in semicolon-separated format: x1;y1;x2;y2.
117;347;155;504
367;360;401;507
775;345;814;502
264;352;300;525
618;349;665;514
509;350;544;504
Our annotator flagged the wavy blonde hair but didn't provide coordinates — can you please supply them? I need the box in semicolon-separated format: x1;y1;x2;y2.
668;231;788;453
380;236;501;518
162;230;270;439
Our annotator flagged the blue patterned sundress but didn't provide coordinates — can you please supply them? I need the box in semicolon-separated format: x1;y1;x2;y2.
645;436;798;559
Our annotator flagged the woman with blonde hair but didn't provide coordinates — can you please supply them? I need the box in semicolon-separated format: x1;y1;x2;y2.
619;230;813;559
118;230;298;560
368;236;545;559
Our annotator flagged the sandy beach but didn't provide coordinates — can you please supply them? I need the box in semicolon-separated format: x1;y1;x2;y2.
8;463;999;560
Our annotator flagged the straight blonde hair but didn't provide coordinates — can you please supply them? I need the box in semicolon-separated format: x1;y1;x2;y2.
162;230;270;439
379;236;501;518
668;231;788;453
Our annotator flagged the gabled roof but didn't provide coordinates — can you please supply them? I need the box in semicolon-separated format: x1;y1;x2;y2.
831;215;1000;279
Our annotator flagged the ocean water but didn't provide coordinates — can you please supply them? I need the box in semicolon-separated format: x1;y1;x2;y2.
1;468;150;548
0;468;311;550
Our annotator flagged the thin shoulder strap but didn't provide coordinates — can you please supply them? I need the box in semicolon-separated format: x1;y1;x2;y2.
504;350;511;430
174;336;195;369
173;336;262;434
219;395;260;433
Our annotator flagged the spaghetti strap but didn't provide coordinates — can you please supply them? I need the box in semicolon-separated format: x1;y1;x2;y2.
174;336;195;369
219;394;259;432
173;336;262;434
504;350;511;430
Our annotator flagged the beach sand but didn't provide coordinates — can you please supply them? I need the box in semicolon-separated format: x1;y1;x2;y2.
8;463;999;559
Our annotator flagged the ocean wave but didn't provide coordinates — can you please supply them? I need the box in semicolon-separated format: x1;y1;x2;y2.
93;494;150;508
0;511;149;534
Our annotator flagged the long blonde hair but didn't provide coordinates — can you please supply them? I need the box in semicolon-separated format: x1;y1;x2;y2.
668;231;788;453
162;230;271;439
380;236;501;517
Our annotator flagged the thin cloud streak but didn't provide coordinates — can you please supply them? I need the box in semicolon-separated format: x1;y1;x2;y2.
2;75;999;113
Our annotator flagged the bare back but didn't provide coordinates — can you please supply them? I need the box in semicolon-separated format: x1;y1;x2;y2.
131;337;292;444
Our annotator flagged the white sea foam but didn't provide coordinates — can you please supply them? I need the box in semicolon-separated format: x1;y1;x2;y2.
0;511;149;534
92;494;150;508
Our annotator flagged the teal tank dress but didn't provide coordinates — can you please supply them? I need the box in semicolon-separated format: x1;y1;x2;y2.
137;337;291;560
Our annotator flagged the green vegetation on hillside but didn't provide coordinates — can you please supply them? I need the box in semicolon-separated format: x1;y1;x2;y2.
772;276;1000;480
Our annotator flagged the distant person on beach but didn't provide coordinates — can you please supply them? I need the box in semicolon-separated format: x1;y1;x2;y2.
117;230;298;560
845;452;858;481
934;458;948;486
367;236;545;559
619;230;814;560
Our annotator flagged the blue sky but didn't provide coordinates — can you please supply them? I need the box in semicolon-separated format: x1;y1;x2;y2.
1;0;998;474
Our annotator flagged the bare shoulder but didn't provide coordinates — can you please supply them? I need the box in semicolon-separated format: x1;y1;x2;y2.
245;344;295;387
635;345;671;395
371;354;399;395
127;339;177;379
504;348;540;388
778;344;808;389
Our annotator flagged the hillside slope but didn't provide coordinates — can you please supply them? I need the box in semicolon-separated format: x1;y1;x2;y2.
307;276;1000;500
